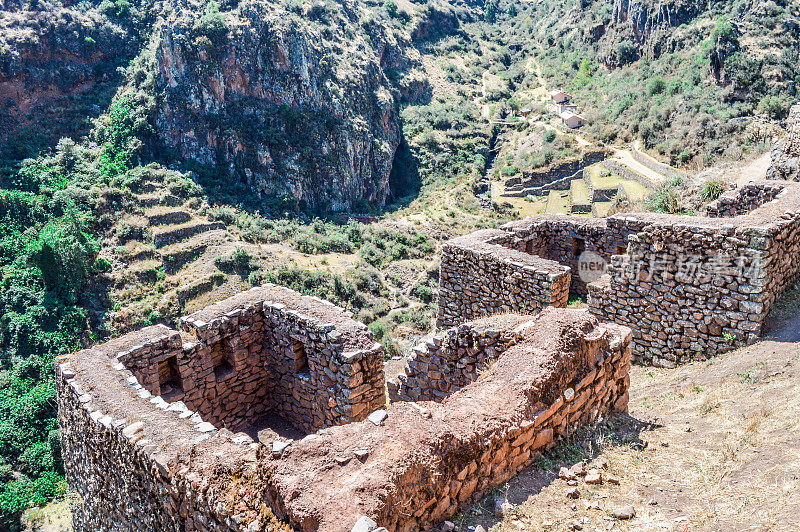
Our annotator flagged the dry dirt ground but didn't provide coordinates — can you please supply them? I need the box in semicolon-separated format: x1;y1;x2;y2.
452;309;800;532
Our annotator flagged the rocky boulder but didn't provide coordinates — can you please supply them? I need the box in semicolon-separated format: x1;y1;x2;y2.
767;105;800;182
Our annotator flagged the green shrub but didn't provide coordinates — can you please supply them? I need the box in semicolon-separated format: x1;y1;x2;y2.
701;179;725;201
647;77;666;96
196;1;228;41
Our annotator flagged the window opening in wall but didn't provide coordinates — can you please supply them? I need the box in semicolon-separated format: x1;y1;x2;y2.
158;355;182;398
572;237;586;257
213;345;234;380
293;340;309;375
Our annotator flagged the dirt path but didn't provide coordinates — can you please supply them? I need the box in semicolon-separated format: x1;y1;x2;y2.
453;333;800;531
735;152;772;186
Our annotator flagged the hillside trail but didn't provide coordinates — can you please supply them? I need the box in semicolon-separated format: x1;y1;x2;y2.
527;56;669;181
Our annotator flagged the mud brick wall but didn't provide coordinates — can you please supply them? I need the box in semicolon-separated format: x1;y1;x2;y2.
388;316;526;402
267;309;632;531
437;229;571;328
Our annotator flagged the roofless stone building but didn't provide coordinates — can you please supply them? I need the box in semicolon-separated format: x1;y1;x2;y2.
58;286;631;531
439;180;800;367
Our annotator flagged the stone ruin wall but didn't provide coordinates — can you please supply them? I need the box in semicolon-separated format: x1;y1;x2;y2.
114;286;385;433
265;309;632;531
437;229;571;328
58;285;386;531
387;317;523;403
439;182;800;366
58;287;632;531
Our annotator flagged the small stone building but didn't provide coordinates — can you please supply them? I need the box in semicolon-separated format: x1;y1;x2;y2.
58;286;632;531
549;89;571;104
439;181;800;367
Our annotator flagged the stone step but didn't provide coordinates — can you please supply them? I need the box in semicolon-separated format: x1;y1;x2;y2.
152;220;226;248
136;192;183;208
145;208;193;226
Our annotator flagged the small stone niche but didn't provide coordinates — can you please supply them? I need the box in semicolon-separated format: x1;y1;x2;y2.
212;343;235;381
572;236;586;257
158;355;182;399
293;339;309;375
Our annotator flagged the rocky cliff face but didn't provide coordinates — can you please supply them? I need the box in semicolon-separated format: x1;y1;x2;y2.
767;105;800;181
0;0;140;154
600;0;712;66
150;0;423;212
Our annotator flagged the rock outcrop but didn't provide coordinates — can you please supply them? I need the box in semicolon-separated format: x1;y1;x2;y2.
0;0;139;150
151;0;420;211
767;104;800;181
599;0;709;66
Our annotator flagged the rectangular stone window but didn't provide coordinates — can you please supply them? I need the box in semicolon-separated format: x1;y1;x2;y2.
213;346;234;380
158;355;182;398
572;237;586;257
293;340;309;374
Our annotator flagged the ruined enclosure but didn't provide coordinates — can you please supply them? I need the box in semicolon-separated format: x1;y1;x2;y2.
439;180;800;366
58;284;631;531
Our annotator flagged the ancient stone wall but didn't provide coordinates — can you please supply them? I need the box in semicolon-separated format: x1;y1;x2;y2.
501;216;640;298
267;309;632;530
60;297;631;531
437;229;571;328
589;183;800;366
387;315;526;402
631;148;686;182
705;182;785;217
602;159;658;189
58;285;387;531
113;286;385;434
440;182;800;366
505;148;610;190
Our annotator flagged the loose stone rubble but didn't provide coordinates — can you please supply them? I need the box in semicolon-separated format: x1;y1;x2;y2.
440;181;800;366
59;282;631;531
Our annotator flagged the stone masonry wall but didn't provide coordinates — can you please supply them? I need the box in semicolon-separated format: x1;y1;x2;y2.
60;300;631;531
440;182;800;367
387;316;526;402
705;182;785;217
502;215;641;298
437;229;571;328
113;285;385;433
266;308;632;531
58;285;387;531
589;182;800;366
